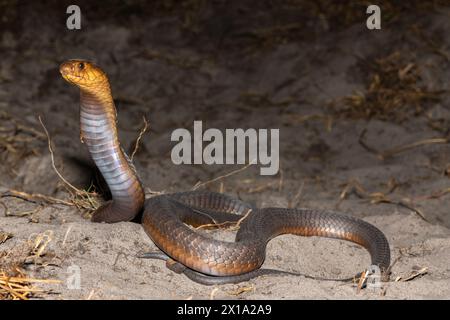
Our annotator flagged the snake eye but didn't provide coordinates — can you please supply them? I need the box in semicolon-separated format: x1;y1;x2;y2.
78;62;85;70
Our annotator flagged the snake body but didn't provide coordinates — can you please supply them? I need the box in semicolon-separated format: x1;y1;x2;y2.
60;60;391;284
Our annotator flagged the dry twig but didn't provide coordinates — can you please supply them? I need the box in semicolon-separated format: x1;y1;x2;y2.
192;161;256;191
131;116;149;161
38;116;100;212
339;179;427;221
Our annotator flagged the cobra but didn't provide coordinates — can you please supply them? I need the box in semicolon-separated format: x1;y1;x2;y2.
59;59;391;285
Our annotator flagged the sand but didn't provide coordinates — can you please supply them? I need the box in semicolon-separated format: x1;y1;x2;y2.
0;2;449;299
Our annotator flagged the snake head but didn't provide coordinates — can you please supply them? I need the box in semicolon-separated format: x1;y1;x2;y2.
60;60;110;93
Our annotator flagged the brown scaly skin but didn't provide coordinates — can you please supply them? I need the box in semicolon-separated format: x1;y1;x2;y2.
60;60;391;284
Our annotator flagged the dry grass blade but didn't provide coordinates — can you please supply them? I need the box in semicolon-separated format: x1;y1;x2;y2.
358;129;381;155
209;287;219;300
38;116;100;212
356;270;368;293
39;116;83;194
1;189;74;207
330;51;443;123
144;188;166;197
0;270;61;300
358;130;448;160
339;179;427;221
62;225;73;247
395;202;427;221
0;232;13;244
378;137;448;160
30;230;53;261
86;289;100;300
414;187;450;201
339;179;396;202
227;284;255;296
395;267;428;282
131;116;149;161
195;208;252;231
1;231;61;300
192;161;256;191
1;275;60;284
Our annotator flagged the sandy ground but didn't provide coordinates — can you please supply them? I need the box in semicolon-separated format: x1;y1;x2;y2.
1;2;450;299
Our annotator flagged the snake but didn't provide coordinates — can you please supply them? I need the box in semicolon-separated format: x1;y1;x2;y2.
59;59;391;285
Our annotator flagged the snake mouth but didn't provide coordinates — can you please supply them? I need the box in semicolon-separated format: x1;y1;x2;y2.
60;69;92;89
59;65;78;84
60;73;82;86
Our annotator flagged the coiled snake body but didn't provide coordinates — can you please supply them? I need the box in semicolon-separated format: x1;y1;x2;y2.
60;60;390;285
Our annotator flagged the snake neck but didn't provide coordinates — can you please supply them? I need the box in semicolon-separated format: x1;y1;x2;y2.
80;90;145;223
